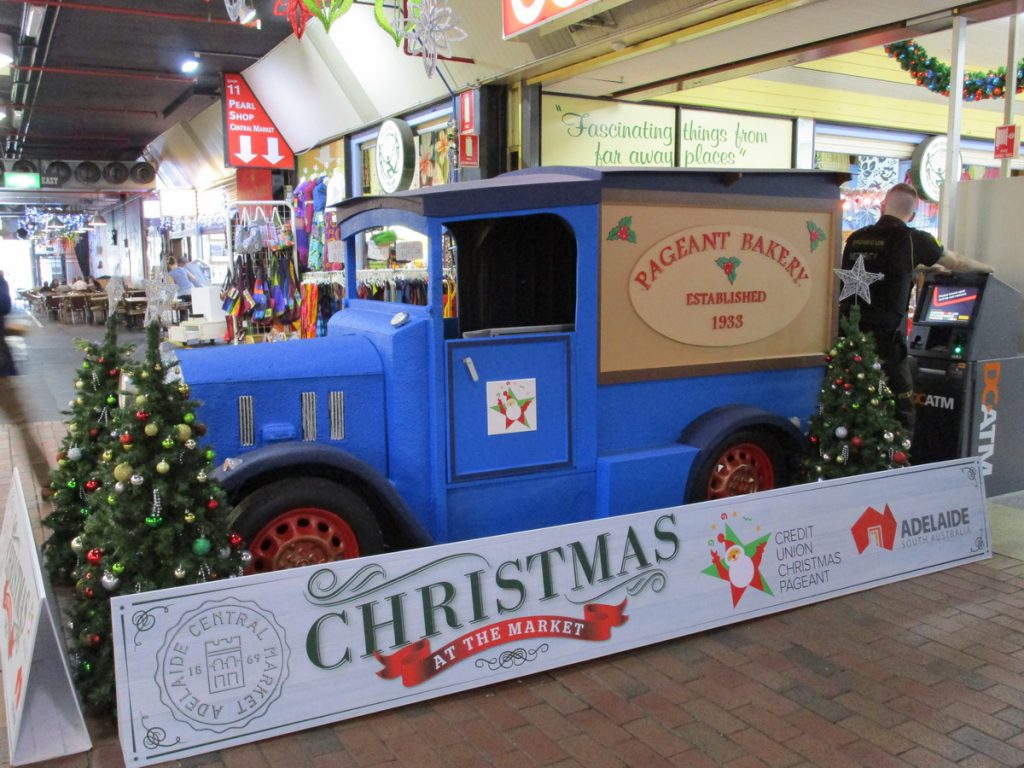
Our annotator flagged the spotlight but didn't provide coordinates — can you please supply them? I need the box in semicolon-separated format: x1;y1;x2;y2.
89;213;108;228
239;1;258;25
180;57;200;74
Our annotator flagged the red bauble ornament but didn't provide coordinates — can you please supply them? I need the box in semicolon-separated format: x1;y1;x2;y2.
194;423;208;436
853;355;862;363
135;410;151;422
851;436;864;448
109;368;120;378
83;587;94;599
88;428;100;438
90;633;102;647
844;382;853;391
119;432;133;446
86;547;103;565
84;478;101;492
207;498;220;511
893;450;908;463
97;356;107;365
834;378;844;386
824;355;832;363
228;532;243;548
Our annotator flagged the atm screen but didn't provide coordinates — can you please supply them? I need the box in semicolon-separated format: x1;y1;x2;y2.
923;284;980;324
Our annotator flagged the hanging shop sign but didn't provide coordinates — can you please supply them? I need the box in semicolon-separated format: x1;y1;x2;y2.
910;135;962;203
111;458;988;766
994;124;1019;160
0;471;91;765
502;0;603;38
678;109;793;169
541;95;675;168
221;73;295;171
375;118;416;194
459;133;479;168
458;89;476;133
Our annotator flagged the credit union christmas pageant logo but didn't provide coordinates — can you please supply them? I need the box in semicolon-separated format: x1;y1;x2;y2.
702;512;772;607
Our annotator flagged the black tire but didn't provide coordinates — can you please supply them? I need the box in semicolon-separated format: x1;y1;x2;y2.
230;478;384;573
687;430;788;503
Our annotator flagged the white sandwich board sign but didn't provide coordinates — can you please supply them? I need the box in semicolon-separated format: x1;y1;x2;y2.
113;458;989;766
0;469;91;765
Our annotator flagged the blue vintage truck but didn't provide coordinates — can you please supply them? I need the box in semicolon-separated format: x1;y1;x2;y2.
178;168;843;572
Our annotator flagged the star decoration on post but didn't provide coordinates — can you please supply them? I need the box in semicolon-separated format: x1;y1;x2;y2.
834;254;884;304
143;272;179;327
105;271;125;309
401;0;467;77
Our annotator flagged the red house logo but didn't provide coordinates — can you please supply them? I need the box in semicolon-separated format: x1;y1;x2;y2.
851;505;898;553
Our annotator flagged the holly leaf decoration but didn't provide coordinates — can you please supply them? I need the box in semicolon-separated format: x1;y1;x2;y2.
806;220;826;251
715;256;741;285
606;216;637;243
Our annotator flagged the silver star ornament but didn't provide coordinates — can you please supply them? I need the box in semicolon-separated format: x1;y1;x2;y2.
834;254;883;304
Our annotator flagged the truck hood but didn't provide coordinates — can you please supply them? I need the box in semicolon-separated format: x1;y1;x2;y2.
176;332;385;385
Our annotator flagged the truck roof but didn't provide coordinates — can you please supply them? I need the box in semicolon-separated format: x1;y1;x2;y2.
333;166;850;222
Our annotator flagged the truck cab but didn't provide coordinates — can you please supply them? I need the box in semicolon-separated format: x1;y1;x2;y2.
178;168;843;572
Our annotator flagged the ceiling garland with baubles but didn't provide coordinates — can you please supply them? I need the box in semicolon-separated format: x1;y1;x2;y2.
885;40;1024;101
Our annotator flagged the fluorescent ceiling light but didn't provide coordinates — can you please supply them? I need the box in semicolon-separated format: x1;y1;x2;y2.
21;4;45;41
180;57;200;74
0;33;13;68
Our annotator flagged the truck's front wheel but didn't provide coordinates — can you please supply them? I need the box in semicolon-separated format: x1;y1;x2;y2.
231;479;384;573
689;430;786;502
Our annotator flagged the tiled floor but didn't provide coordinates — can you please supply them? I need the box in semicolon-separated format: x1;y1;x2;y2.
3;316;1024;767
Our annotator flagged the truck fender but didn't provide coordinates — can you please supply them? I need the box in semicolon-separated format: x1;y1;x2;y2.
212;442;434;550
679;405;807;501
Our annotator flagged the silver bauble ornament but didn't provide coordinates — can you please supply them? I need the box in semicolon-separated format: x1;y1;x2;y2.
67;447;82;461
883;431;894;442
185;439;197;450
239;550;253;566
902;438;912;450
834;426;848;439
114;481;125;493
196;470;207;482
101;571;121;591
71;535;84;553
218;547;231;560
873;361;882;370
174;565;186;579
130;474;145;486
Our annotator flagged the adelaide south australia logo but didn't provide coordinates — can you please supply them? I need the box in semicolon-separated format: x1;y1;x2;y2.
628;223;814;347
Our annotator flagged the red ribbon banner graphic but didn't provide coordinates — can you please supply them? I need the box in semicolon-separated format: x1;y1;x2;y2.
375;600;628;687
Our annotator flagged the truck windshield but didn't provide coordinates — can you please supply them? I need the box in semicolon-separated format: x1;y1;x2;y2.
353;225;430;305
446;213;577;336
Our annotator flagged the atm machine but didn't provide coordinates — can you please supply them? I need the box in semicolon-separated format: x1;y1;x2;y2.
909;272;1024;495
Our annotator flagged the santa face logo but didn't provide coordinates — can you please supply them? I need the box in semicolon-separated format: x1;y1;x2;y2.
702;513;773;607
486;378;537;435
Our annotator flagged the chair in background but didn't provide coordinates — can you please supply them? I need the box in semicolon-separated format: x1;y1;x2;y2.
59;294;88;325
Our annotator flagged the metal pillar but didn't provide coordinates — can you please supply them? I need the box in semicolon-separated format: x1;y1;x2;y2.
941;16;967;250
1002;14;1021;177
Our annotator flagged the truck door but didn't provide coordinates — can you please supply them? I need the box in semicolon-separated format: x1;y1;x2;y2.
447;333;572;480
442;212;578;482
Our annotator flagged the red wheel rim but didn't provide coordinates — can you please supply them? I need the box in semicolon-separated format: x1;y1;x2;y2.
248;507;360;573
706;442;775;500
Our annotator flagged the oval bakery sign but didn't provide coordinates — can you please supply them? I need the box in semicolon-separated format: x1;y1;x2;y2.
628;224;812;347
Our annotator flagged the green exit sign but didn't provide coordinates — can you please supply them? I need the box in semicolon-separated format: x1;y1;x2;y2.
3;171;41;189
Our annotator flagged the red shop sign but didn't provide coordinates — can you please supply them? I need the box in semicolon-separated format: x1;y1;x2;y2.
502;0;602;39
221;73;295;170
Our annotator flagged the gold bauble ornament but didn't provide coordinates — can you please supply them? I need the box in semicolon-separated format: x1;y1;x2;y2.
144;423;159;437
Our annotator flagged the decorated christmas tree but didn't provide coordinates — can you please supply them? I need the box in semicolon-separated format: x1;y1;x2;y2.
41;316;134;584
804;304;912;481
65;322;249;715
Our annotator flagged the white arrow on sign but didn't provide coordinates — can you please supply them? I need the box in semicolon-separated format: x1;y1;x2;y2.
234;135;257;164
263;137;285;165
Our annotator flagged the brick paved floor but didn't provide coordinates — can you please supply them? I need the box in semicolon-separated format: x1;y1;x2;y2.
4;321;1024;767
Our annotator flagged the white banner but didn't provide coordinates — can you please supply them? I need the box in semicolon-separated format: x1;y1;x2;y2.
541;95;676;168
1;470;91;765
679;109;793;169
113;459;989;765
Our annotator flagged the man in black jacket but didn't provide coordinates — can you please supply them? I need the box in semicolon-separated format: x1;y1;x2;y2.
841;183;993;430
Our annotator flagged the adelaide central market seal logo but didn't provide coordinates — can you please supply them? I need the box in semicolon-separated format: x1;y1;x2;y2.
155;598;288;733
